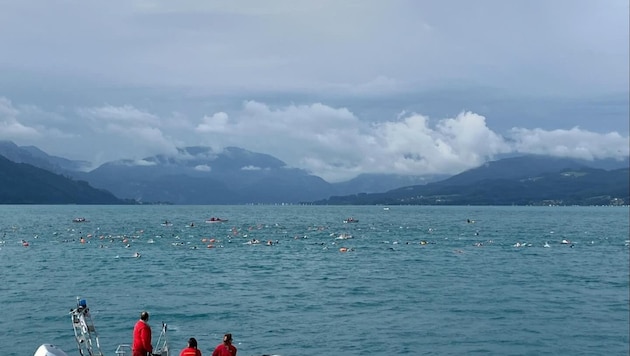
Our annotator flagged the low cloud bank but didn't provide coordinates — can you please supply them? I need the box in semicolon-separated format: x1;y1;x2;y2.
1;97;628;182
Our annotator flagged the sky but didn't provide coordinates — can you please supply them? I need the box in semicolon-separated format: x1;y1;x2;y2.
0;0;628;182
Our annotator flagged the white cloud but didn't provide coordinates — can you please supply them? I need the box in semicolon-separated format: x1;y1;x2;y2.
78;105;159;125
509;127;630;160
0;97;19;117
0;2;627;174
241;165;263;171
195;102;627;182
196;112;229;133
128;159;157;167
195;101;373;181
0;121;41;140
194;164;211;172
3;96;628;182
76;104;179;163
0;97;42;140
368;111;512;177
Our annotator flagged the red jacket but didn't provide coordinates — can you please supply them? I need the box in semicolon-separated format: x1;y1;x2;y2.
180;347;202;356
212;343;237;356
132;320;153;356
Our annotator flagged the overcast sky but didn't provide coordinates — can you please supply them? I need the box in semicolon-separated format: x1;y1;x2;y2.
0;0;628;182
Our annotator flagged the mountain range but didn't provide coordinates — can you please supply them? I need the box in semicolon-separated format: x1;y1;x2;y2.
0;140;438;204
312;156;629;206
0;140;628;205
0;155;127;204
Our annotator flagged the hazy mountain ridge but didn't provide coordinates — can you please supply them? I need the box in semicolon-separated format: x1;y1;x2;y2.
0;140;91;173
434;155;591;186
66;145;440;204
313;165;630;206
332;173;448;194
74;146;334;204
0;155;129;204
0;140;628;205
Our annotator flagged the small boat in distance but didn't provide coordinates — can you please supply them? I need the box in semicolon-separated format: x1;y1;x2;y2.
343;217;359;223
72;217;87;223
206;217;228;223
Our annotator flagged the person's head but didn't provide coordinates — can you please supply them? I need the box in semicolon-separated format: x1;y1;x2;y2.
188;337;198;349
223;333;233;344
140;311;149;321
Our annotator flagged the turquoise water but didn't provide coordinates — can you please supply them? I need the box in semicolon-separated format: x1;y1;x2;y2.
0;205;628;356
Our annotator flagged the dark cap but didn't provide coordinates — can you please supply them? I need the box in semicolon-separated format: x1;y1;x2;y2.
188;337;198;348
140;311;149;321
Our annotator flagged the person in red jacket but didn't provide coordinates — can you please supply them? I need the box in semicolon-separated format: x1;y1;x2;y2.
180;337;202;356
212;333;237;356
132;311;153;356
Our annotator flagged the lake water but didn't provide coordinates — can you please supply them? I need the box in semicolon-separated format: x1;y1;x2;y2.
0;205;628;356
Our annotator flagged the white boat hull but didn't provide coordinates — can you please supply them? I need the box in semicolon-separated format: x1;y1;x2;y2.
34;344;69;356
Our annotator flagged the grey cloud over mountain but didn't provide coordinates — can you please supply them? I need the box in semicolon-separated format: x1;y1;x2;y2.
0;1;627;181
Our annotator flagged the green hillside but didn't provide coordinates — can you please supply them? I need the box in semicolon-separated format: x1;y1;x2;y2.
313;167;629;206
0;155;130;204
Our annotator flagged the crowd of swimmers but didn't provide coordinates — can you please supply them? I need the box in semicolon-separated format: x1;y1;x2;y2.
8;216;596;254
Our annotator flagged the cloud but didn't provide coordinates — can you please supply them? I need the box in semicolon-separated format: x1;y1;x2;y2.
196;112;230;133
3;96;628;182
0;121;41;140
0;97;43;140
194;164;211;172
0;1;625;184
0;97;19;117
241;165;263;171
78;105;159;125
1;1;626;97
195;101;373;181
509;127;630;160
77;104;179;163
368;111;512;176
127;159;157;167
325;75;406;97
195;102;628;182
